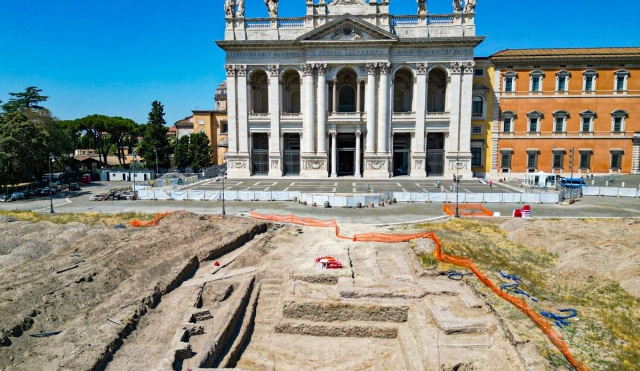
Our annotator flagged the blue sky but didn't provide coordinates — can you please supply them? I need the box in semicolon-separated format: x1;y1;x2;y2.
1;0;638;126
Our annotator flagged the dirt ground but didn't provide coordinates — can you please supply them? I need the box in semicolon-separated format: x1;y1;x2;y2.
2;212;639;370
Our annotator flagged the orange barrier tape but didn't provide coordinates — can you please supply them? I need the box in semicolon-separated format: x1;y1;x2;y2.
250;210;588;370
130;212;172;227
443;203;494;217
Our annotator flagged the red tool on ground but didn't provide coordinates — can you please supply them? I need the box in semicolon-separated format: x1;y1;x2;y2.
315;256;343;269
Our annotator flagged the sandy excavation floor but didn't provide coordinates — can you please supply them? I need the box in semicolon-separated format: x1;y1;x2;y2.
0;211;533;371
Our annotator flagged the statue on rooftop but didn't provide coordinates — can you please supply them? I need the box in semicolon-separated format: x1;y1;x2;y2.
237;0;245;17
417;0;427;15
453;0;463;12
464;0;476;13
265;0;279;18
224;0;235;17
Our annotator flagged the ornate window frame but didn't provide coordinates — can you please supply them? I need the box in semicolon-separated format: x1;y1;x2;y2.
555;70;571;93
527;110;543;134
583;69;598;93
501;111;516;133
503;71;517;93
614;69;630;93
529;70;544;93
611;109;628;133
579;110;596;133
552;110;569;133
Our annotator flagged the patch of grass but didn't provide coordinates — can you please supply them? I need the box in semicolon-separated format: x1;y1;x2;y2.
0;210;156;227
413;218;640;370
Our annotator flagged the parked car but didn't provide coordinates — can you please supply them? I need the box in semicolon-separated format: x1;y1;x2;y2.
69;183;81;191
23;190;34;198
10;192;25;201
0;194;12;202
38;188;52;196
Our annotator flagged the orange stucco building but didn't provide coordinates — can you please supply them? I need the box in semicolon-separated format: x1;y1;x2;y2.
490;48;640;177
192;81;229;166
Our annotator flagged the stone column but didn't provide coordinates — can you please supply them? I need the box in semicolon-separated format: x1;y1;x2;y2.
236;65;249;154
356;80;362;113
330;132;337;178
332;80;338;113
365;63;376;154
302;64;315;154
414;64;427;155
446;61;473;178
225;65;238;154
355;131;362;177
316;64;327;155
268;64;282;177
377;63;390;154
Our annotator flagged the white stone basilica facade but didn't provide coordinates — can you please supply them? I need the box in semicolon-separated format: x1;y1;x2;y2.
217;0;482;178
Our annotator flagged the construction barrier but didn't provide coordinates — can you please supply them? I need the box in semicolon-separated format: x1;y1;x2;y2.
442;203;493;217
618;188;638;197
539;193;562;204
249;210;588;371
130;212;172;227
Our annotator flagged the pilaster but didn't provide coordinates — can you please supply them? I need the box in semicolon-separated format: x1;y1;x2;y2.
411;63;427;178
268;64;283;177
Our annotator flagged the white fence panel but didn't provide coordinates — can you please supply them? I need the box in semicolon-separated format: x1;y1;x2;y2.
171;191;187;200
502;193;521;203
312;195;329;205
223;190;237;201
271;191;289;201
465;193;484;203
354;196;367;206
301;194;313;204
484;193;502;203
600;187;619;197
520;194;540;204
582;187;600;196
332;196;348;207
618;188;637;197
393;192;411;202
346;197;356;208
204;191;220;200
155;190;171;200
428;193;447;203
446;193;466;203
255;191;272;201
237;191;255;200
188;190;205;200
539;193;560;204
138;190;154;200
288;191;301;201
413;193;430;202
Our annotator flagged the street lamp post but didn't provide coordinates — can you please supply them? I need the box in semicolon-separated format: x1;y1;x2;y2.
455;155;460;218
220;168;226;218
132;149;136;193
154;148;159;176
49;153;55;214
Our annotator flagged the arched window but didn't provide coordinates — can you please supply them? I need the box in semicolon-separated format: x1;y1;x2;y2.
472;96;483;118
289;91;300;113
394;91;406;112
339;85;355;112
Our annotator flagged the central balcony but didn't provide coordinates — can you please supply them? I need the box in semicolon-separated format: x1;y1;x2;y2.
328;112;366;122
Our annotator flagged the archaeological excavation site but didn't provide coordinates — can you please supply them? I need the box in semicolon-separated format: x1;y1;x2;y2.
1;211;639;370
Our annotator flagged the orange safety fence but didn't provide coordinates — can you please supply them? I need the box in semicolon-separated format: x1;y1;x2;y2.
130;212;172;227
250;210;588;371
443;203;494;217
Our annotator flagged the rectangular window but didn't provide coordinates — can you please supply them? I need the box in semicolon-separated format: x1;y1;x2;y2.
199;119;205;125
472;101;483;117
558;77;566;91
527;154;537;168
529;118;538;133
472;126;482;134
613;118;623;132
531;77;540;92
579;153;590;169
616;76;625;91
505;77;513;92
474;69;484;77
501;154;511;168
554;118;564;133
552;154;563;169
582;118;591;132
585;76;594;91
471;147;482;167
611;153;622;169
221;123;228;133
503;118;512;132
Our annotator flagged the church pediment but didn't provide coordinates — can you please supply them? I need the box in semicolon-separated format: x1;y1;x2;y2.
297;15;398;43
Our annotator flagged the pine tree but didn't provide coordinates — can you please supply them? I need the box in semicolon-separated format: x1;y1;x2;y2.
139;101;171;171
188;132;212;172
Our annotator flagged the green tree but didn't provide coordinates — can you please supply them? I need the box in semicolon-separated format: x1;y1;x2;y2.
139;101;171;171
174;135;191;170
2;86;49;113
188;132;212;172
105;117;138;165
71;115;110;166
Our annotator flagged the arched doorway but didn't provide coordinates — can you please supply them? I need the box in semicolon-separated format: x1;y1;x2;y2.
282;70;301;113
250;70;269;113
393;69;413;112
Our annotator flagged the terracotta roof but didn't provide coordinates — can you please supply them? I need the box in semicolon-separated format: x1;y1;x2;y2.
167;126;177;133
490;47;640;64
